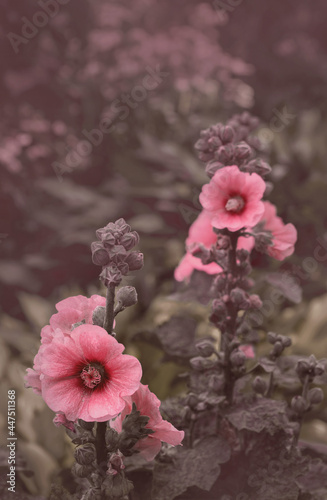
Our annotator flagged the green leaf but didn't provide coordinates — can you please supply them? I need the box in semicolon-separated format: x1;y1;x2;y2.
257;357;276;373
225;397;288;435
151;436;231;500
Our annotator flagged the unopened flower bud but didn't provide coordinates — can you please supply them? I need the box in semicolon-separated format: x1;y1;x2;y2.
107;451;125;476
117;261;130;275
103;474;134;498
230;350;246;367
236;249;249;262
72;462;94;478
101;232;116;248
207;135;222;149
230;288;250;309
196;339;215;357
238;261;252;276
116;286;138;310
216;235;230;250
196;401;207;412
212;274;227;293
291;395;307;414
296;358;315;380
205;161;224;178
208;374;224;392
280;336;292;348
190;243;212;264
307;388;324;405
315;363;325;377
187;393;199;409
271;341;284;357
215;144;234;164
267;331;278;344
220;125;235;144
234;141;252;160
119;403;154;450
308;355;318;368
100;266;122;286
198;151;214;162
125;251;144;271
96;228;116;247
245;158;272;176
91;242;110;266
74;444;96;465
119;231;140;250
254;231;273;253
239;111;251;125
210;299;227;324
252;376;267;395
105;426;119;451
108;245;127;263
190;356;216;371
92;306;105;327
212;299;227;315
115;218;131;234
249;294;262;309
230;339;241;351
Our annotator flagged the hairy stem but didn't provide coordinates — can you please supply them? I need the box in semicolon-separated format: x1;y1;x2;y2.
96;421;107;470
302;374;310;400
293;374;310;446
265;370;274;398
189;417;195;448
96;284;116;472
104;283;116;334
222;231;240;404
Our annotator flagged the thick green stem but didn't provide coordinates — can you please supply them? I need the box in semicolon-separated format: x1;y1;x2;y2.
293;374;310;446
96;284;116;472
104;283;116;334
221;231;240;404
265;370;274;398
96;421;107;470
302;374;310;400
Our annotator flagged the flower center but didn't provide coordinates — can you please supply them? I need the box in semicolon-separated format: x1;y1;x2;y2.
81;364;104;389
225;196;245;213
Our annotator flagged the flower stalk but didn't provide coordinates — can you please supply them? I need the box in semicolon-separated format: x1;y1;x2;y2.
104;283;116;335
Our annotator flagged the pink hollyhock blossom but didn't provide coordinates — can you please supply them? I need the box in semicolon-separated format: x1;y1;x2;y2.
199;166;266;231
175;210;254;282
111;384;184;461
239;344;255;358
25;324;142;422
53;412;76;432
25;366;42;395
41;294;107;344
26;294;111;396
259;201;297;260
107;451;125;476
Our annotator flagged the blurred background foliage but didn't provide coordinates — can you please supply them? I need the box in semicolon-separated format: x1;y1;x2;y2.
0;0;327;497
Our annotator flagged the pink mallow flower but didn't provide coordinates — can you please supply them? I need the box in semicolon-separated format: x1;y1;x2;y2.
111;384;184;461
53;412;76;433
26;295;110;397
199;165;266;232
175;210;254;282
25;324;142;422
239;344;255;358
260;201;297;260
41;294;107;344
